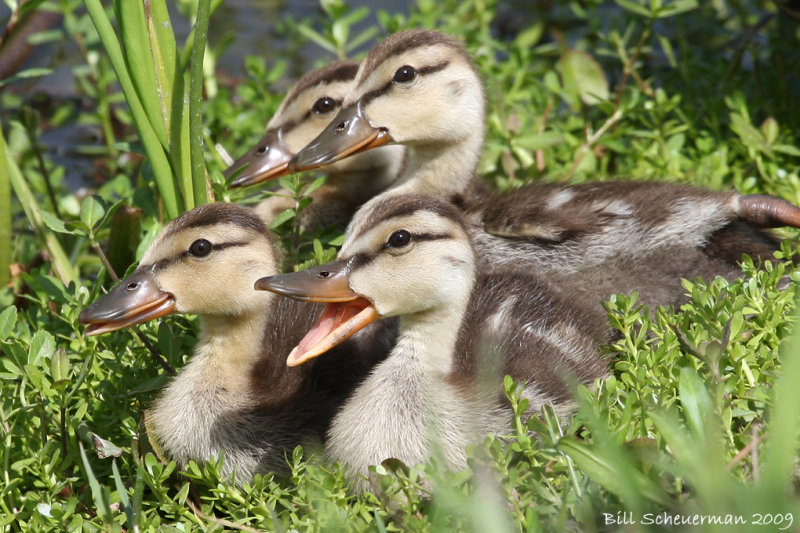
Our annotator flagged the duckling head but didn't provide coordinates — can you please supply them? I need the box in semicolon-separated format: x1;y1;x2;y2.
226;60;404;189
80;203;279;335
256;194;475;365
289;30;485;175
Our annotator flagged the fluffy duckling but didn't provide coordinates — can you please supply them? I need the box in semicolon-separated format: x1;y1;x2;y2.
288;30;482;201
290;29;800;308
80;203;393;484
225;60;405;230
256;194;609;492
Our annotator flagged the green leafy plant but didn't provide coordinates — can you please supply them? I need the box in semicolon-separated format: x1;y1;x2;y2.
2;0;800;530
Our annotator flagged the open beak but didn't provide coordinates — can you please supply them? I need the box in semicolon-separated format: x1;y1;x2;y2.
288;102;393;173
225;130;294;188
79;267;176;336
254;261;379;367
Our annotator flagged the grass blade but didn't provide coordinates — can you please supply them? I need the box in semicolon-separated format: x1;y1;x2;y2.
557;435;669;510
113;0;169;148
760;303;800;493
83;0;183;219
145;0;177;134
2;126;77;286
78;442;115;528
0;126;10;287
188;0;212;209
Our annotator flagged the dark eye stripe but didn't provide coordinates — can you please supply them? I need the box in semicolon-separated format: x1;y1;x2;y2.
147;241;249;271
347;232;453;271
276;98;344;137
361;60;450;107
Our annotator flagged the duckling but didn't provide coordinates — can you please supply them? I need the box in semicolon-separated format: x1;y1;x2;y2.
288;30;482;201
289;29;800;308
79;202;393;484
224;60;406;230
255;194;609;492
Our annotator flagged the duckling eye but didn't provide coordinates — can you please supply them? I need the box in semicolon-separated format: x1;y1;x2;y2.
387;229;412;248
393;65;416;83
189;239;213;257
312;96;336;114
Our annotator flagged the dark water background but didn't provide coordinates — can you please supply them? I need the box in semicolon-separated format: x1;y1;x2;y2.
0;0;416;96
0;0;418;190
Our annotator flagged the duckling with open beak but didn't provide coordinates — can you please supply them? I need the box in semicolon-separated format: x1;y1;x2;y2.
256;194;609;491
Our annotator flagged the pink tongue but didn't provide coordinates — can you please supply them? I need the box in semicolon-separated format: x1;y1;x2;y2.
295;303;341;358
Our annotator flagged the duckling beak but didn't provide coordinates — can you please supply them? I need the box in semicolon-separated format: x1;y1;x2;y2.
79;267;175;336
254;261;379;367
288;102;393;172
226;130;294;188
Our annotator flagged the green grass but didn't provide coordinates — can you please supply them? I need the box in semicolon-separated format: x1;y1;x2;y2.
2;0;800;531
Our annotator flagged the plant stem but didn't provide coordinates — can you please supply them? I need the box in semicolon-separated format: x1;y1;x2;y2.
562;109;622;182
92;243;119;283
25;119;62;220
614;23;654;108
60;402;67;458
135;331;176;377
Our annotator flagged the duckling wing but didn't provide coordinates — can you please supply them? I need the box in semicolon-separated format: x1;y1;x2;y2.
478;183;625;244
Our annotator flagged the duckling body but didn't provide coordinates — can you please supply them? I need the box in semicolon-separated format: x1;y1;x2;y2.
257;194;608;491
469;180;799;307
225;61;405;231
80;203;393;484
291;29;800;308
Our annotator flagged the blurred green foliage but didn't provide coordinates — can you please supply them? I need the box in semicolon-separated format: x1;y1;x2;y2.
1;0;800;530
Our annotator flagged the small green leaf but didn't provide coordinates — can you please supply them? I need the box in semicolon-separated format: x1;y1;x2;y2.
80;195;106;231
774;144;800;157
313;239;324;262
26;29;64;45
0;306;17;340
332;18;348;48
36;503;52;518
28;330;56;365
328;233;345;246
761;117;779;146
2;358;22;377
19;0;50;17
50;349;70;382
615;0;653;18
304;176;328;196
678;366;714;440
296;25;336;54
515;22;544;49
513;131;564;151
40;210;74;235
269;209;296;229
730;112;769;155
24;363;50;393
0;67;53;88
657;34;676;68
655;0;698;18
558;50;609;108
